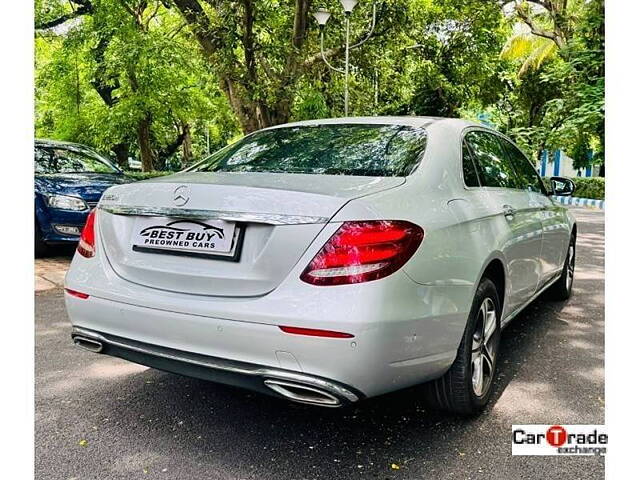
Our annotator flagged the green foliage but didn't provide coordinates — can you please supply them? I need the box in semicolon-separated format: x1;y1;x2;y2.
292;82;331;120
501;34;557;77
569;134;593;170
407;0;507;117
572;177;605;200
492;0;604;173
36;0;240;171
545;0;605;165
34;0;604;177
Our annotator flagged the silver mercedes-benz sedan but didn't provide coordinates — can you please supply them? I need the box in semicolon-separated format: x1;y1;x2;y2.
65;117;576;414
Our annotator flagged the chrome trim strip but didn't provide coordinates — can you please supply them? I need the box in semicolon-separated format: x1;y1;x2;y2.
71;327;359;404
98;205;329;225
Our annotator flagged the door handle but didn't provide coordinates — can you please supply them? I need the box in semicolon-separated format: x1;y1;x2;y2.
503;204;516;217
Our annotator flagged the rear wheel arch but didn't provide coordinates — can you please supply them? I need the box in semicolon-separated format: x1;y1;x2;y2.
479;257;506;314
423;276;502;414
424;257;507;415
548;225;577;301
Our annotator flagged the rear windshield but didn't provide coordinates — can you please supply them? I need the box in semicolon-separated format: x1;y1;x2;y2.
188;124;427;177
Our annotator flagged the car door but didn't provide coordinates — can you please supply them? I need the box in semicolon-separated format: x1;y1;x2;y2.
464;130;543;312
499;139;568;285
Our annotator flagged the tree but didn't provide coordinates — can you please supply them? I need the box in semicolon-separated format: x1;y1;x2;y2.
36;0;95;30
548;0;604;174
408;0;507;117
171;0;413;132
490;0;604;174
499;0;587;78
34;0;604;178
508;0;575;49
36;0;239;171
501;32;556;77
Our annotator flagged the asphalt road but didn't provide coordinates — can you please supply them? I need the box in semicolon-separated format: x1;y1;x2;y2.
35;208;605;480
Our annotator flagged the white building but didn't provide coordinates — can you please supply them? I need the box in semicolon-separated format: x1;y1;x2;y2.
537;149;601;178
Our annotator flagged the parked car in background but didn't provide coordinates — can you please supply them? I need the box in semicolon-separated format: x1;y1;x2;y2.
35;139;130;256
65;117;576;415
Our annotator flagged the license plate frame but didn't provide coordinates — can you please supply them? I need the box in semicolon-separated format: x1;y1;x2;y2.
131;217;245;262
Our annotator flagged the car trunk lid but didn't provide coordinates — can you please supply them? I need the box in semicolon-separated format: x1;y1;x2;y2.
97;172;404;297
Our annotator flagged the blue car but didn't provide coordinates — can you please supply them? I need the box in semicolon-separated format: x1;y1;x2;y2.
35;139;130;256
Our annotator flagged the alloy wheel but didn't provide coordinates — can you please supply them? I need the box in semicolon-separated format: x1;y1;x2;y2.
471;298;498;397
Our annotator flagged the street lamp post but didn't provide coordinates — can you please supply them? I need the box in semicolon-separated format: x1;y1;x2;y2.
313;1;377;116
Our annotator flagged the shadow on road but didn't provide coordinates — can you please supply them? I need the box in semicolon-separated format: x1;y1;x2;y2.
38;243;76;259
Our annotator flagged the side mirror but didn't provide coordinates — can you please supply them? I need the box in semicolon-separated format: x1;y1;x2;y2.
550;176;575;197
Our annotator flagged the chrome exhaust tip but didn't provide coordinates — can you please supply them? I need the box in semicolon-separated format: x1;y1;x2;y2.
72;335;103;353
264;379;342;407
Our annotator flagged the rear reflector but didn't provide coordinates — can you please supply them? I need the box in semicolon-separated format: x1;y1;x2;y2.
65;288;89;299
279;326;354;338
300;220;424;286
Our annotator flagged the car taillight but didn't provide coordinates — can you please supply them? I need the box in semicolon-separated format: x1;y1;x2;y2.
77;209;97;258
300;220;424;286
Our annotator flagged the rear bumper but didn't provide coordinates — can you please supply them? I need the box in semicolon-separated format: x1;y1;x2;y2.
71;326;362;407
64;281;469;400
64;227;475;401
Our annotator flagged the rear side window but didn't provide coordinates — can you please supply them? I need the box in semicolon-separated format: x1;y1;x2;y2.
188;124;427;177
464;131;520;189
500;139;545;194
462;141;481;187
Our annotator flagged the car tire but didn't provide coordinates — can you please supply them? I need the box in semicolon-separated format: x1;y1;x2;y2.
35;221;48;258
424;277;502;415
548;232;576;301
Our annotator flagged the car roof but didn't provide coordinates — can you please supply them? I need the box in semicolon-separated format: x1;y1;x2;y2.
263;116;486;131
35;138;94;150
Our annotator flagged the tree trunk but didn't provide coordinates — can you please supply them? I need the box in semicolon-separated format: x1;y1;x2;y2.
174;0;303;134
156;124;189;167
220;79;291;133
111;143;129;169
220;78;261;133
182;123;192;167
137;114;155;172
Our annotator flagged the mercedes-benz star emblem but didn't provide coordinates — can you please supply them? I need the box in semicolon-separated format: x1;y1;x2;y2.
173;185;190;207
